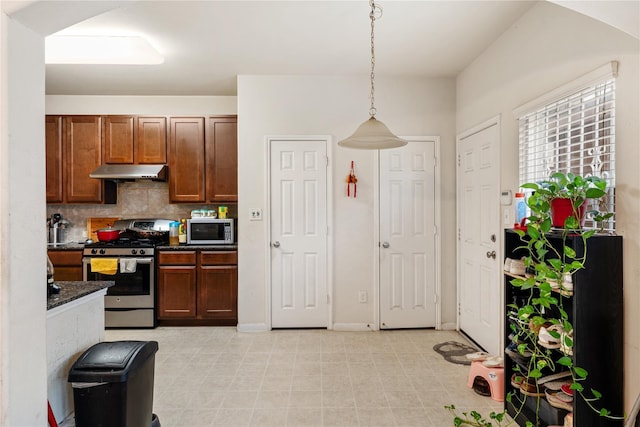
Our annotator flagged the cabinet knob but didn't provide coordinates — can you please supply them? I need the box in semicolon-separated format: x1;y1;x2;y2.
486;250;496;259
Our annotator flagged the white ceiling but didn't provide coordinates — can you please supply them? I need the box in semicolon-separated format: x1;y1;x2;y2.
7;1;541;96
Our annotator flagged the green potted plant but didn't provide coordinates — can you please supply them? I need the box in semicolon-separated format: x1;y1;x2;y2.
522;172;611;229
447;172;620;427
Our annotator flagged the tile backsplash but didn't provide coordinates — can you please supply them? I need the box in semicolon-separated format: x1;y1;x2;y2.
46;180;236;243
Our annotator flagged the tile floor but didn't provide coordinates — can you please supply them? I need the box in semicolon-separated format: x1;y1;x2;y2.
64;327;505;427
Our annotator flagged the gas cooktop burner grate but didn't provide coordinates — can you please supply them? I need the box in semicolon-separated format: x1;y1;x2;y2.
85;238;156;249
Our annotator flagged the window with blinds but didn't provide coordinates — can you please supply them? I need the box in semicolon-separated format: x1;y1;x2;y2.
518;78;616;230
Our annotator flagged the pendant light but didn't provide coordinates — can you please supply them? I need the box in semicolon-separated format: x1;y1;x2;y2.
338;1;407;150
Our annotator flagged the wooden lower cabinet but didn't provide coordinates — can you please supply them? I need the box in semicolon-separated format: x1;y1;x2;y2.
157;249;237;325
157;265;197;318
48;250;83;281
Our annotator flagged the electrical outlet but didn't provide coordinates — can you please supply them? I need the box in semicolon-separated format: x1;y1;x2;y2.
358;291;368;303
249;208;262;221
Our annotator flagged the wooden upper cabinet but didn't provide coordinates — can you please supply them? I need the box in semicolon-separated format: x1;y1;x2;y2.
103;116;134;164
206;116;238;202
45;116;63;203
136;117;167;164
100;115;167;165
169;117;205;202
63;116;104;203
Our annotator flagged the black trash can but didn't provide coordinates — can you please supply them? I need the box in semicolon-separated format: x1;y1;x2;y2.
68;340;159;427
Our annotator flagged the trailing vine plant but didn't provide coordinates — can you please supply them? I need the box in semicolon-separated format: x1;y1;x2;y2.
447;173;622;426
509;172;620;424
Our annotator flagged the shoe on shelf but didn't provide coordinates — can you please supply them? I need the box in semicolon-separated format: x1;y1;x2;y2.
537;370;571;385
544;379;572;391
547;273;573;296
525;264;536;278
505;342;532;365
564;412;573;427
465;351;491;361
482;356;503;367
509;258;526;275
520;377;546;396
538;324;564;349
560;273;573;295
560;330;574;356
545;389;573;411
511;373;525;388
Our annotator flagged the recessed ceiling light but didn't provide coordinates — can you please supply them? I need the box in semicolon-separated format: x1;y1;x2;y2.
45;35;164;65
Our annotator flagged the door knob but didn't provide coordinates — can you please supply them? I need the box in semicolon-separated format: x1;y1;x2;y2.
382;242;390;248
486;250;496;259
272;241;280;248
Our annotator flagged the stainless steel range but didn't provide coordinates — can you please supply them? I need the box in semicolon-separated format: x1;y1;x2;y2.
82;219;173;328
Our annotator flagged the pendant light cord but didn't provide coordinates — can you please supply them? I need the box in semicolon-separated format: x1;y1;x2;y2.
337;1;407;150
369;0;379;118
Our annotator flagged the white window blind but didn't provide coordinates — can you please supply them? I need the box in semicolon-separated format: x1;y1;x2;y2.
518;77;616;231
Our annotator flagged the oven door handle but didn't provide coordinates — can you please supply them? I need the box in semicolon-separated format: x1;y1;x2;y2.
83;257;155;265
133;258;154;265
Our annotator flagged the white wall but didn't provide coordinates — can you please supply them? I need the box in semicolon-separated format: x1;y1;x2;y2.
236;75;456;330
457;1;640;412
45;95;237;115
0;13;48;426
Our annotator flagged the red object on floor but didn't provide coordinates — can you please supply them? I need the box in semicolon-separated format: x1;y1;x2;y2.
48;401;58;427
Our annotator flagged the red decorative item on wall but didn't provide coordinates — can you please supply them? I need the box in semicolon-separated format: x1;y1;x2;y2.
346;161;358;198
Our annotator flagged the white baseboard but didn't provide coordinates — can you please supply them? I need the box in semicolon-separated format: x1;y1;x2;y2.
332;323;377;332
440;322;457;331
236;323;269;332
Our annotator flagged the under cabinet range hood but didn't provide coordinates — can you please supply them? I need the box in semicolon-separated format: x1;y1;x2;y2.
89;164;167;181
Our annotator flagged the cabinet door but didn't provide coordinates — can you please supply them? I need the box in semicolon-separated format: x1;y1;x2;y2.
169;117;205;202
45;116;63;203
48;250;83;281
198;265;237;319
136;117;167;164
103;116;134;164
63;116;103;203
206;116;238;202
157;265;197;318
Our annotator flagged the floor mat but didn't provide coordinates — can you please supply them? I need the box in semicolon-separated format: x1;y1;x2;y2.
432;340;479;365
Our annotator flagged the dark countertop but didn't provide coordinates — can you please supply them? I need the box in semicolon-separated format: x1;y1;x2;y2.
156;244;238;251
47;281;114;310
47;243;239;251
47;242;85;251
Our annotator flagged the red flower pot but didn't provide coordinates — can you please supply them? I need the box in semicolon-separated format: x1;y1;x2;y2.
550;198;586;228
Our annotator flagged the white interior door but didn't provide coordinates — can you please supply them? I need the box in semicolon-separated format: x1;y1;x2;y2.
270;139;328;328
379;140;437;329
457;120;501;354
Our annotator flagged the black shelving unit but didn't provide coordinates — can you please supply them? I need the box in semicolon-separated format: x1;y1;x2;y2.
503;229;623;427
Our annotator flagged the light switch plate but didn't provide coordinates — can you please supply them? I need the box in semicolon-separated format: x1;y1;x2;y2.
249;208;263;221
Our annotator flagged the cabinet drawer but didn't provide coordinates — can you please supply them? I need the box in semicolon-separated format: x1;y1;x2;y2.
48;250;83;266
199;251;237;265
158;251;197;265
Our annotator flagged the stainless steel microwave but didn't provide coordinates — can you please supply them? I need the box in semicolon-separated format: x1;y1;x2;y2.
186;218;234;244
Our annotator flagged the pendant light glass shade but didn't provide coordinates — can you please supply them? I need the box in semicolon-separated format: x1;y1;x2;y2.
338;1;407;150
338;117;407;149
